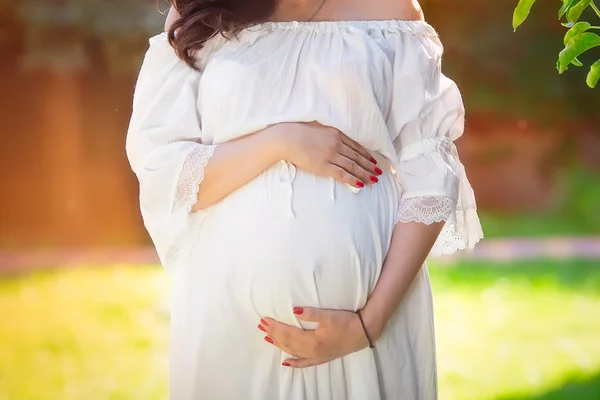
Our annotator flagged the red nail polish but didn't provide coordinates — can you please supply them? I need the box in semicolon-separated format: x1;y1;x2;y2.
293;307;304;315
258;324;266;332
282;362;291;367
356;181;365;188
260;319;269;326
265;337;274;344
375;167;383;175
370;176;379;183
370;157;377;164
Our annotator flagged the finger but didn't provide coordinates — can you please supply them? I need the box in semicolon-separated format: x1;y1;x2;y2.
339;134;377;165
261;319;315;357
264;334;288;352
292;307;328;324
265;335;305;359
264;335;286;351
282;358;330;369
337;145;382;179
325;164;366;188
330;153;374;184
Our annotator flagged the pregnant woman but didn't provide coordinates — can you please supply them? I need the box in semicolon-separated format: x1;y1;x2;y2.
126;0;483;398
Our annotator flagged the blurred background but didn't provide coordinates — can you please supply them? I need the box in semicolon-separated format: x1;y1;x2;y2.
0;1;599;399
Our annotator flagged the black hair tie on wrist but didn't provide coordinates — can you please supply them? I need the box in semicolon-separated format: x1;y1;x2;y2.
356;310;375;349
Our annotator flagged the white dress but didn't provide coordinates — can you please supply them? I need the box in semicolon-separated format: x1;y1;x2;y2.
126;20;483;400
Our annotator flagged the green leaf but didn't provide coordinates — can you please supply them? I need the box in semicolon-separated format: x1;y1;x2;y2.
567;0;592;23
558;32;600;73
564;21;592;44
513;0;537;31
586;59;600;87
572;57;584;66
559;0;577;18
556;58;583;70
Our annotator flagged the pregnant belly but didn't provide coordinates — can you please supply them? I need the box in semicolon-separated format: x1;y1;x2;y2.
186;161;399;321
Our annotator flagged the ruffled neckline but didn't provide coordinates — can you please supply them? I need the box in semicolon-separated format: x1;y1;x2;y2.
149;19;440;67
245;19;437;36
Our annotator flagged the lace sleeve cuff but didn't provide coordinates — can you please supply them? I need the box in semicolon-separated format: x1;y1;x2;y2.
163;144;217;270
173;144;217;213
396;196;455;225
396;195;483;257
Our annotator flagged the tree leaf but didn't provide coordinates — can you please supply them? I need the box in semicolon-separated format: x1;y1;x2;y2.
571;57;584;66
564;21;592;44
513;0;537;31
586;59;600;88
558;32;600;73
556;58;583;70
559;0;577;18
567;0;592;23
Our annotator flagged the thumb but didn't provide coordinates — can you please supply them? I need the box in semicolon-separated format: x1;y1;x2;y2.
293;306;327;323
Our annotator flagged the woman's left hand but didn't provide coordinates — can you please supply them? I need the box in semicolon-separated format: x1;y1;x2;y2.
258;307;371;368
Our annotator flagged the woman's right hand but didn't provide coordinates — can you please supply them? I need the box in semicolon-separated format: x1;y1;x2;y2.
273;122;383;188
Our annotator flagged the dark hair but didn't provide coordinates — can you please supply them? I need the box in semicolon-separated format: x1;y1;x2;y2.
168;0;276;69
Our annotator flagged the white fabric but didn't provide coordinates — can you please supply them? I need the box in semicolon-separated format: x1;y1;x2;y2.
126;35;217;270
127;20;483;400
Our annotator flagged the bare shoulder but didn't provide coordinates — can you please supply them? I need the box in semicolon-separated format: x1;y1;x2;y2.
379;0;424;20
339;0;424;21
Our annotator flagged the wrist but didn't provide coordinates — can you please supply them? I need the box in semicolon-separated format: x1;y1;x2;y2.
360;302;386;342
262;123;299;163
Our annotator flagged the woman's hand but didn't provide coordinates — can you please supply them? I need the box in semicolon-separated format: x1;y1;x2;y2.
258;307;373;368
273;122;383;188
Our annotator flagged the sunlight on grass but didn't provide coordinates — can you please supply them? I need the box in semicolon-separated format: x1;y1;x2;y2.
0;267;170;400
0;260;599;399
431;259;600;400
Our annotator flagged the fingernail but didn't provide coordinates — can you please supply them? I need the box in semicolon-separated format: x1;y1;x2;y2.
374;167;383;175
370;157;377;164
356;181;365;188
265;336;274;344
293;307;304;315
258;324;266;332
260;319;269;326
282;362;291;367
370;176;379;183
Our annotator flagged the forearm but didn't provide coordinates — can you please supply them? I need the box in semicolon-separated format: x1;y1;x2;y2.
362;221;445;339
193;126;285;210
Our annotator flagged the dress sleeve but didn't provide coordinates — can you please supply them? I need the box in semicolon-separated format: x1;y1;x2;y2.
390;37;483;257
126;33;216;272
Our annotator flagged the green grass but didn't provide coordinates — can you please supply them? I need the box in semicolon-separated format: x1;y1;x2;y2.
0;267;170;400
432;259;600;400
0;260;599;400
